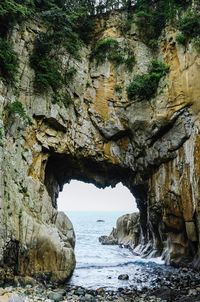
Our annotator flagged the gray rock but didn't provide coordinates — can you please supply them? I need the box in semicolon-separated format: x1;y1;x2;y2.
99;235;118;245
48;292;64;301
99;213;140;251
84;294;94;301
96;288;105;296
54;289;66;296
8;296;24;302
74;288;85;296
189;289;197;296
118;274;129;280
116;298;125;302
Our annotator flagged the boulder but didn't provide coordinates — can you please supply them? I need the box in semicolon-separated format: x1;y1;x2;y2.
118;274;129;280
99;213;140;251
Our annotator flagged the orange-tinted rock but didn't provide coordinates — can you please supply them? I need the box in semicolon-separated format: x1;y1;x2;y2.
0;10;200;283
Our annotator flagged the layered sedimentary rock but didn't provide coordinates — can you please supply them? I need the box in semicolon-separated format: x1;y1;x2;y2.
0;11;200;282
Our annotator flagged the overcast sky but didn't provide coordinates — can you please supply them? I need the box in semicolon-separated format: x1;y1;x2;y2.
58;180;138;212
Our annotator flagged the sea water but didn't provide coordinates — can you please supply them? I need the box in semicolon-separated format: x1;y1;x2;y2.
66;211;173;290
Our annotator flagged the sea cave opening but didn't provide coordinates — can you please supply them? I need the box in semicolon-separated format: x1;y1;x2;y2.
45;153;150;287
57;180;140;289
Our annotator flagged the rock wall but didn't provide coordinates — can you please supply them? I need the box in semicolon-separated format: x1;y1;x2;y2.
0;11;200;282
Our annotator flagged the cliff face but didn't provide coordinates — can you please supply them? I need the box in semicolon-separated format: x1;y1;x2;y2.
0;11;200;282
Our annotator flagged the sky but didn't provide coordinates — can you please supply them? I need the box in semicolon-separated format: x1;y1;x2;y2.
58;180;138;212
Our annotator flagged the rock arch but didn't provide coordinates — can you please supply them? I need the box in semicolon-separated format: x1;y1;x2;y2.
0;12;200;283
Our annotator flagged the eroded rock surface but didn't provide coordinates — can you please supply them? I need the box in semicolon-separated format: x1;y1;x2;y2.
99;212;140;249
0;11;200;282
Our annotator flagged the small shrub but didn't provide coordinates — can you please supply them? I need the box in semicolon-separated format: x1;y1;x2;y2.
127;73;155;101
192;37;200;52
64;67;77;83
127;60;169;101
93;38;119;54
32;33;54;56
58;29;82;59
92;38;120;64
151;60;169;76
7;101;30;123
0;37;18;83
121;17;133;34
115;84;123;93
53;91;73;108
86;80;91;87
30;29;81;92
176;11;200;48
125;55;135;72
62;91;73;108
179;11;200;38
30;55;63;91
108;52;124;65
92;38;136;69
176;32;187;45
148;39;159;50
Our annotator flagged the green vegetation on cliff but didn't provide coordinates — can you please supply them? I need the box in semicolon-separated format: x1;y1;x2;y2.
0;0;196;85
135;0;192;49
92;38;123;64
29;32;64;91
0;37;18;83
179;10;200;38
0;1;31;36
176;10;200;50
0;0;96;88
127;60;169;101
29;2;94;91
7;100;31;124
0;1;31;82
92;37;135;70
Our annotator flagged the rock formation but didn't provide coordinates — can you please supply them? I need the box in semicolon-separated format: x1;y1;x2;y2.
99;212;140;250
0;8;200;283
